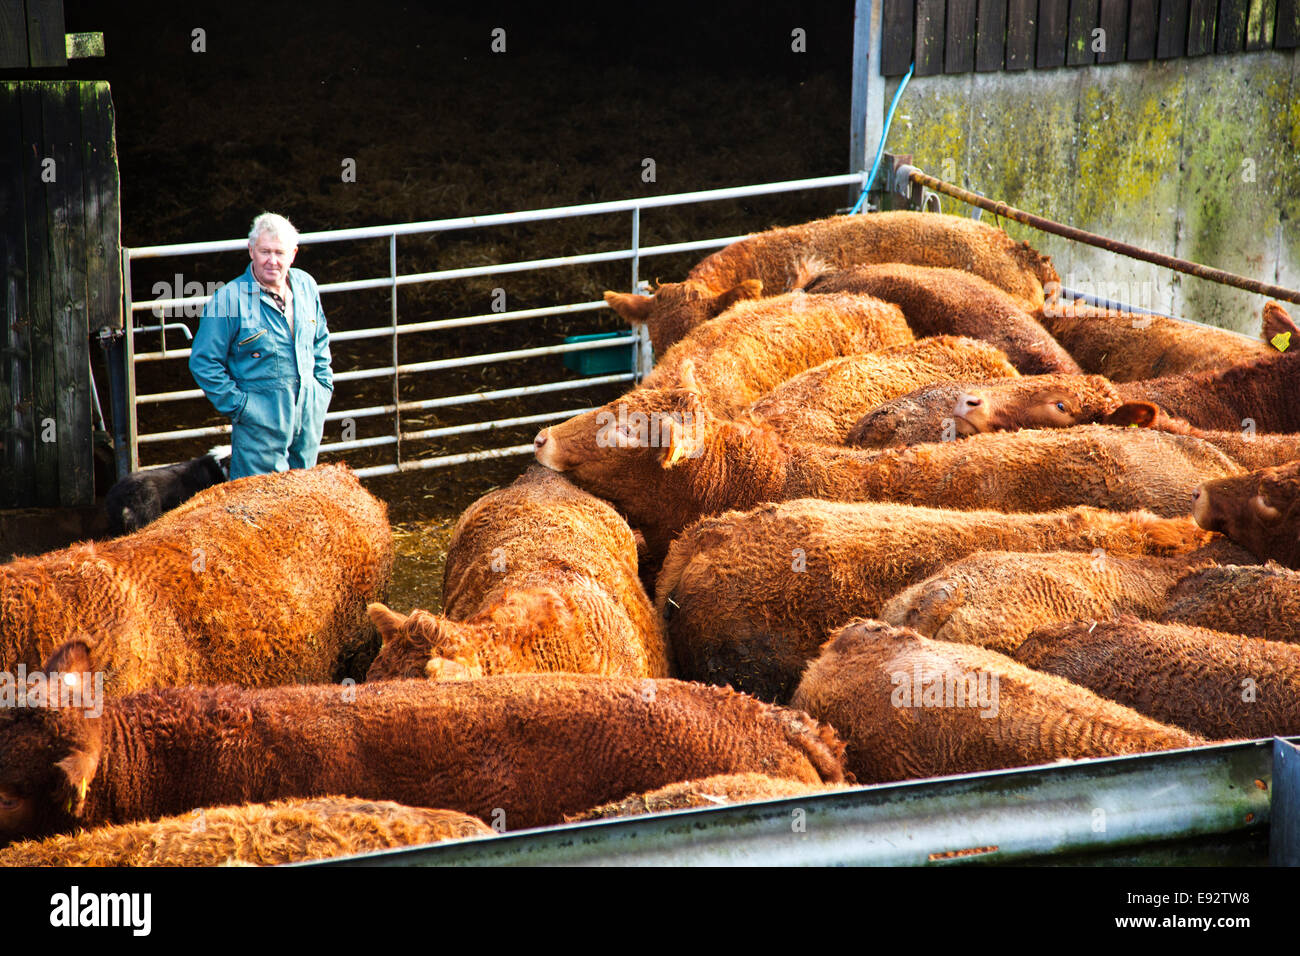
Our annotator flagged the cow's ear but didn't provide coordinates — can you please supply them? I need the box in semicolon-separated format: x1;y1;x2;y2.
631;529;649;559
678;359;702;395
713;279;763;315
1103;402;1159;428
659;417;703;469
604;291;654;322
1250;494;1282;523
1263;302;1297;351
367;603;407;645
56;749;99;815
42;639;93;676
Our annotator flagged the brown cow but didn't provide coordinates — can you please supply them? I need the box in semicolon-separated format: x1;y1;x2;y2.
749;336;1018;445
534;383;1242;564
790;619;1206;785
951;372;1300;453
1015;617;1300;740
364;467;669;681
1192;460;1300;568
1160;563;1300;645
860;373;1300;469
0;464;392;695
604;212;1058;355
803;264;1079;374
881;550;1205;653
0;643;846;845
1035;299;1274;381
657;499;1214;702
0;797;493;867
640;292;912;416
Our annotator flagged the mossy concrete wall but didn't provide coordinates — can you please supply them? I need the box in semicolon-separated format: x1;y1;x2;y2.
885;50;1298;334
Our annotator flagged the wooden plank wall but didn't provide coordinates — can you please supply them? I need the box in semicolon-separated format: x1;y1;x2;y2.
0;81;119;508
0;0;67;69
879;0;1299;71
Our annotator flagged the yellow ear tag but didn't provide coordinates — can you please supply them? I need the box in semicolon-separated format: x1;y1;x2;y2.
665;441;690;466
79;780;88;802
1271;331;1291;352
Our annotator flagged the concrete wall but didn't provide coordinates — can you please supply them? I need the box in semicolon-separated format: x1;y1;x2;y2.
884;50;1299;334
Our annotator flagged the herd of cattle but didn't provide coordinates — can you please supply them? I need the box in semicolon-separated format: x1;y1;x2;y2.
2;210;1299;866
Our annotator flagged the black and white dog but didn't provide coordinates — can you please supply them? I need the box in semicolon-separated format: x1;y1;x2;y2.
105;446;231;536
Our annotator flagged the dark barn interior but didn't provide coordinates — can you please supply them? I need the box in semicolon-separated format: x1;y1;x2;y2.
12;0;861;607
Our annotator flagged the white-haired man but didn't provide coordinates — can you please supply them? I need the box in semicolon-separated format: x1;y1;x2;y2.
189;212;333;479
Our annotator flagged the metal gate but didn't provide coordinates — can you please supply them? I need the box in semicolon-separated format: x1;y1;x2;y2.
121;172;867;477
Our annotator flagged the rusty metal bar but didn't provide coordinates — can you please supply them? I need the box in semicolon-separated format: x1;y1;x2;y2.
900;167;1300;306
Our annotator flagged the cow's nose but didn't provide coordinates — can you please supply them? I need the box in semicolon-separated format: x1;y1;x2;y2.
534;430;548;450
956;393;982;414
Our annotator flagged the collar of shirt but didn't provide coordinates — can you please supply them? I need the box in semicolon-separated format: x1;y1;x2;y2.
243;266;296;333
256;279;292;311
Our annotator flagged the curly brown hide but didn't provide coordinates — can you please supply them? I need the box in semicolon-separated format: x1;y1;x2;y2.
566;773;845;821
791;619;1207;785
538;386;1242;569
1014;616;1300;739
0;648;847;845
1160;563;1300;644
1035;301;1272;381
881;550;1207;653
0;464;392;695
605;211;1058;354
364;467;668;680
656;499;1215;702
804;263;1077;374
749;336;1019;445
640;292;912;416
0;797;493;867
845;382;977;448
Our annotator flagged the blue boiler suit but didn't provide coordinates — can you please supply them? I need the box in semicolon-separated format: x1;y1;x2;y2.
189;265;333;479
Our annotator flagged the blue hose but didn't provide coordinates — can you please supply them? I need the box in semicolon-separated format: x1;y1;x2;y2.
850;61;915;215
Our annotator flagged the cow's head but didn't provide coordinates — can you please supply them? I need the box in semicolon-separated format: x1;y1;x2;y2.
535;380;713;482
952;375;1157;434
1192;460;1300;568
365;590;570;681
604;279;763;348
533;378;719;556
0;641;103;847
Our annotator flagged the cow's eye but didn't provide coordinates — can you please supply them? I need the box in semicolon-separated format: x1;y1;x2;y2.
1055;402;1067;412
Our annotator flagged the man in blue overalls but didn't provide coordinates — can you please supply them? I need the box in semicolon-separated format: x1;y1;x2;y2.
190;213;333;480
